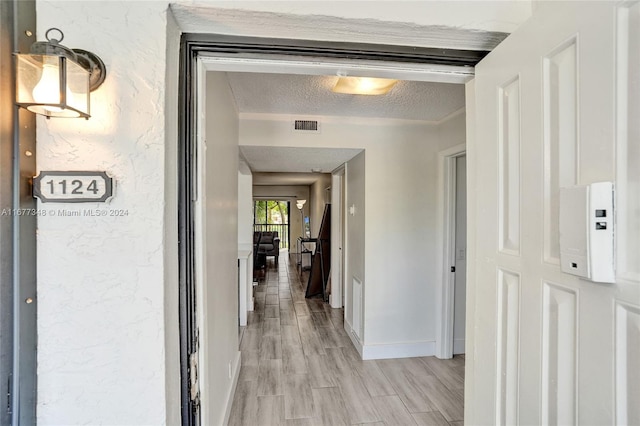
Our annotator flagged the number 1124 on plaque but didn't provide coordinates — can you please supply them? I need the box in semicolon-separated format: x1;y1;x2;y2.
33;171;113;203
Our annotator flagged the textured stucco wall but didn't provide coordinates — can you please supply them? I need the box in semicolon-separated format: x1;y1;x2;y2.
35;1;174;424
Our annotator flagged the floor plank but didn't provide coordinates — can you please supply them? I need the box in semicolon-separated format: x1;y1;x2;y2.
306;354;336;389
371;394;417;425
279;290;292;300
294;301;311;317
282;344;308;376
412;411;450;426
311;311;332;327
358;360;396;397
283;374;314;420
263;318;281;337
260;335;282;360
279;308;298;326
311;387;350;426
377;358;437;413
281;325;302;347
335;374;382;424
411;375;464;422
257;359;283;396
246;312;263;331
264;305;280;318
228;380;258;426
419;356;465;391
265;293;280;305
317;326;344;348
240;329;261;352
324;347;356;378
238;350;260;382
256;395;285;425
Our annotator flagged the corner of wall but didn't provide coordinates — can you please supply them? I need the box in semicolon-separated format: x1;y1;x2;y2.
163;6;182;426
437;108;467;147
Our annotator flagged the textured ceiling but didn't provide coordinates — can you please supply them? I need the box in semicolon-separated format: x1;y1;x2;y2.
240;146;362;174
227;72;465;122
252;172;329;186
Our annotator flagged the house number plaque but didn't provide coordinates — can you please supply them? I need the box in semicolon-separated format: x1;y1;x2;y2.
33;171;113;203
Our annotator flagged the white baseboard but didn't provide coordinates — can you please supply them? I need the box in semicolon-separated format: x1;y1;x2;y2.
343;321;435;360
361;340;436;360
344;320;363;357
222;351;241;426
453;338;465;355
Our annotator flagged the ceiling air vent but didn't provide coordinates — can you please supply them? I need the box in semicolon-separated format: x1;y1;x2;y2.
293;120;320;133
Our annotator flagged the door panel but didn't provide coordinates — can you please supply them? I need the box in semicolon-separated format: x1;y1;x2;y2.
470;2;640;425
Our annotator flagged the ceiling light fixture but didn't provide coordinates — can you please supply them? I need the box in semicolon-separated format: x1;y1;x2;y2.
332;76;398;95
15;28;107;119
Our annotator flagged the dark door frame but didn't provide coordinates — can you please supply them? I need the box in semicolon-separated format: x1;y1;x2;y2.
1;1;37;425
177;33;493;425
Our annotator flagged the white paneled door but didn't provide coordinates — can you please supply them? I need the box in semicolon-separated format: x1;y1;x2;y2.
469;2;640;425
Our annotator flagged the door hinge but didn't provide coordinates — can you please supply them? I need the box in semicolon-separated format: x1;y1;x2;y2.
451;266;456;272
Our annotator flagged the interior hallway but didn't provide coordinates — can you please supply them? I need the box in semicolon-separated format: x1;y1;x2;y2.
229;253;465;425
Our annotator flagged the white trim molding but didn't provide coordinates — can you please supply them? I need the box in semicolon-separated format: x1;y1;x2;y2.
435;143;467;359
362;341;436;361
222;351;242;426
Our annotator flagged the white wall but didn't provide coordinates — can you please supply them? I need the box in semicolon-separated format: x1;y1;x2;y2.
345;152;366;335
172;1;532;42
309;174;331;237
200;71;241;426
35;2;176;424
238;160;253;250
240;114;465;358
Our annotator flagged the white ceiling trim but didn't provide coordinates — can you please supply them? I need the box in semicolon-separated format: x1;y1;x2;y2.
238;108;466;127
239;146;363;174
435;107;467;125
199;54;474;84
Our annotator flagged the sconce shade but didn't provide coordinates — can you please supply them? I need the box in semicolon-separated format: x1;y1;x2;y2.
14;28;106;119
16;53;90;118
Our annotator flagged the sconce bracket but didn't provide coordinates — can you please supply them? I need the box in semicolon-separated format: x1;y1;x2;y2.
73;49;106;91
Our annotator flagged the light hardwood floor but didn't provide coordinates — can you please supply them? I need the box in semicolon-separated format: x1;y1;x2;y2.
228;254;465;426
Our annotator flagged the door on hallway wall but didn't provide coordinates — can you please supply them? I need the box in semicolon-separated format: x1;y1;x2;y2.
470;2;640;425
453;155;466;355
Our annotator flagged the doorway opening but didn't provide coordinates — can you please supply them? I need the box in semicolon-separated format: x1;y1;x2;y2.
436;144;467;359
179;35;482;425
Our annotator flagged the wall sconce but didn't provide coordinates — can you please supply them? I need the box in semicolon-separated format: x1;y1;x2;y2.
15;28;106;119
